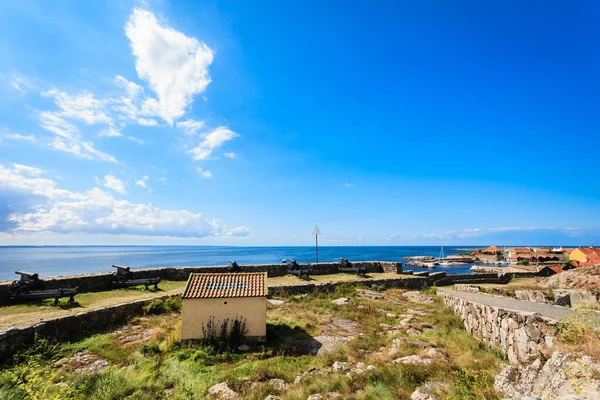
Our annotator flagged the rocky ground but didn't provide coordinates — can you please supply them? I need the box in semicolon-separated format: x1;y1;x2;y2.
0;285;506;399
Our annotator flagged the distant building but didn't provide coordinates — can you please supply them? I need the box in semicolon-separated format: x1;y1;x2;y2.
536;265;564;277
569;247;600;267
181;272;267;342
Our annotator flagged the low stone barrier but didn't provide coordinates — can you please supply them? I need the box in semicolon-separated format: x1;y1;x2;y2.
439;291;557;364
434;273;511;286
0;261;402;304
0;294;179;360
269;276;430;295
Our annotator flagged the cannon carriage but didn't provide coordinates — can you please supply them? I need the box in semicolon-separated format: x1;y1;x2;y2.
338;257;366;275
111;265;161;290
9;271;78;306
286;259;310;278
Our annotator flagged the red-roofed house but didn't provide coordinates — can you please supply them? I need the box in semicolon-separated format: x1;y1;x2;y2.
569;247;600;267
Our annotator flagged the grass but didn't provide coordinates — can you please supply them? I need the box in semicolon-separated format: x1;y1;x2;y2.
0;281;186;330
0;285;504;399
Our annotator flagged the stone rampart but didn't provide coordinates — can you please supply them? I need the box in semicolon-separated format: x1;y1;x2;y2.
0;294;179;360
0;261;402;304
439;291;557;364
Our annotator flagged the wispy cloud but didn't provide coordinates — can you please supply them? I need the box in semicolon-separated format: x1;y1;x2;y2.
196;167;212;178
1;133;38;143
188;126;238;161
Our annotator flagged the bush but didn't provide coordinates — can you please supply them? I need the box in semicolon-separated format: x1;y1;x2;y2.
201;315;248;353
143;297;182;315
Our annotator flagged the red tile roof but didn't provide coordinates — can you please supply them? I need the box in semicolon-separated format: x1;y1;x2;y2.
579;247;600;259
182;272;267;299
547;265;564;274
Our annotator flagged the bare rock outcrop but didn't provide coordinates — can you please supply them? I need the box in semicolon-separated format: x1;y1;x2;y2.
494;352;600;400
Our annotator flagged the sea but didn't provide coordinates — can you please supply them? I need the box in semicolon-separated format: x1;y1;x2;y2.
0;245;488;281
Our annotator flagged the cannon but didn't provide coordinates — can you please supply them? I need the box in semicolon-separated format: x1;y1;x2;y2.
338;257;366;275
9;271;78;306
228;260;241;273
287;259;310;278
111;265;161;290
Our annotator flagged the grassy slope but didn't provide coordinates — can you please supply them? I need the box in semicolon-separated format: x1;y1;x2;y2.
0;286;504;400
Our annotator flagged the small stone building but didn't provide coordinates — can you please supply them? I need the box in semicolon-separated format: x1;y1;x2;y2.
181;272;267;342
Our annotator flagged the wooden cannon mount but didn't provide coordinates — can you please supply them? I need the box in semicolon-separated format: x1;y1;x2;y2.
111;265;161;290
338;257;366;275
286;259;310;278
9;271;78;306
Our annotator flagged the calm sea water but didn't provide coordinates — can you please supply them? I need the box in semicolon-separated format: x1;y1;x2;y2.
0;246;484;281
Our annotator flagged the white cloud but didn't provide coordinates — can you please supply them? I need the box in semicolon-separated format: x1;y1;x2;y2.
226;226;251;237
127;136;148;145
0;164;82;200
137;118;158;126
1;133;38;143
99;127;122;137
125;9;214;124
39;108;117;162
136;175;149;188
103;174;126;194
195;167;212;178
0;164;239;238
42;89;113;125
177;119;205;135
12;163;44;176
11;74;34;93
188;126;238;160
224;152;235;159
114;75;144;99
339;183;354;188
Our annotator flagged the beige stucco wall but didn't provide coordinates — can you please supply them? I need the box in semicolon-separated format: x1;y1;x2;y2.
181;296;266;340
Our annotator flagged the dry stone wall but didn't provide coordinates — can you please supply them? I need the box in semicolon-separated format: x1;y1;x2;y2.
0;261;402;304
439;292;557;364
0;294;179;359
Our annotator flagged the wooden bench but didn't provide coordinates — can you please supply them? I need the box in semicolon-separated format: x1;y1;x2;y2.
9;271;78;306
111;265;161;290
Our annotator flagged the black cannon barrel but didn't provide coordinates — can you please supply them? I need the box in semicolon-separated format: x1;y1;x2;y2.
15;271;39;279
112;264;130;271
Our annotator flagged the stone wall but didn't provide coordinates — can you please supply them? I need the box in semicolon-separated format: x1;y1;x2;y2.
439;292;557;364
269;276;430;295
0;294;179;359
0;261;402;304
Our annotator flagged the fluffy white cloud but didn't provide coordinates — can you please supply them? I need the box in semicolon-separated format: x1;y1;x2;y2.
103;174;126;194
0;164;82;200
136;175;149;188
224;152;235;159
188;127;238;160
0;164;241;238
195;167;212;178
177;119;205;135
125;9;214;124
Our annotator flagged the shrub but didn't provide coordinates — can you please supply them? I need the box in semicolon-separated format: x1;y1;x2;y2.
143;297;182;315
201;315;248;353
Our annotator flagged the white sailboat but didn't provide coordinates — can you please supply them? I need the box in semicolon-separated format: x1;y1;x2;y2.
438;246;450;266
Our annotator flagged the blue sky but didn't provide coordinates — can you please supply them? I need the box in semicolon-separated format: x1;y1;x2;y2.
0;0;599;246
